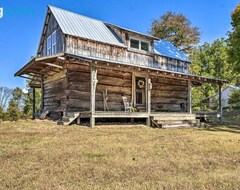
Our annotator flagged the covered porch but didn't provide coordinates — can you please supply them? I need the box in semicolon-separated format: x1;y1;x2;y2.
14;53;227;127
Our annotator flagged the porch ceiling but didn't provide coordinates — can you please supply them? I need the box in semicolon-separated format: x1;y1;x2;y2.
14;53;66;87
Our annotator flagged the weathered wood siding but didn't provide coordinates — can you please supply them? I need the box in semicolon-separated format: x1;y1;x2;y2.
66;64;91;112
40;13;65;56
43;70;67;119
151;76;188;112
154;55;189;74
65;35;189;73
66;63;132;112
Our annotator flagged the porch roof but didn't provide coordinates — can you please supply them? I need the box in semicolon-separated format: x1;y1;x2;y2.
14;53;66;87
15;53;227;87
65;53;227;85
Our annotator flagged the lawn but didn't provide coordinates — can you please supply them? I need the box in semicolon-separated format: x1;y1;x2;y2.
0;120;240;190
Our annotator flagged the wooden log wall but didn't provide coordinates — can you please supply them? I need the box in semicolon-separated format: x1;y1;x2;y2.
43;69;67;119
150;76;188;112
95;68;132;111
66;64;91;112
66;63;132;112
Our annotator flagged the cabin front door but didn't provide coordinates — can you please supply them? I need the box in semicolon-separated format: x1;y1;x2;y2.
135;77;147;109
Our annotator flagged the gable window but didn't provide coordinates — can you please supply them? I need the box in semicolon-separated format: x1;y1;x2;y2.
47;30;57;56
129;38;150;52
47;36;52;56
52;31;57;55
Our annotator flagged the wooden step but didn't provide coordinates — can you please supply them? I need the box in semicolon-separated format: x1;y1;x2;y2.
151;113;196;117
157;119;200;125
153;116;196;121
161;123;199;128
59;112;80;125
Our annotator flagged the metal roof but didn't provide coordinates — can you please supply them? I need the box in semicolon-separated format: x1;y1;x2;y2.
49;6;125;47
154;40;190;62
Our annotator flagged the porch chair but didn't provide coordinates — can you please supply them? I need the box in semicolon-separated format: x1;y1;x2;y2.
122;96;134;112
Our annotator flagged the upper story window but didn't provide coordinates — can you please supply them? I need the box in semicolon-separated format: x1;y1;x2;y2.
47;36;52;56
47;30;57;56
130;38;150;52
141;41;149;51
130;39;139;49
52;31;57;54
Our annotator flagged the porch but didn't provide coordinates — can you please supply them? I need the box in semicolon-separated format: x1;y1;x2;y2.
61;111;201;128
14;53;227;127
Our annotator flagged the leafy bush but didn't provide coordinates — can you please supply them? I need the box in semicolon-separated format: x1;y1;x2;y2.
228;89;240;106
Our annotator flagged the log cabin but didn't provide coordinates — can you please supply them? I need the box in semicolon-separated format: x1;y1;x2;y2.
15;5;226;127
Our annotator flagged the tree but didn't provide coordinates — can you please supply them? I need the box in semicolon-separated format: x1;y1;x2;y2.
0;87;12;110
150;12;200;53
12;87;24;110
228;3;240;72
22;80;41;118
228;89;240;106
189;38;237;110
0;106;3;120
6;99;21;121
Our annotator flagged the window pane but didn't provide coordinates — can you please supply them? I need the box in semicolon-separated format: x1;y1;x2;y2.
130;39;139;49
141;41;149;51
52;31;56;45
47;36;52;55
47;36;51;49
48;49;51;56
52;45;56;54
136;91;143;104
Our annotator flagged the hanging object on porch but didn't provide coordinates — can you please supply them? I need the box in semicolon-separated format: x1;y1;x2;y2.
102;89;109;111
93;70;98;92
137;79;145;89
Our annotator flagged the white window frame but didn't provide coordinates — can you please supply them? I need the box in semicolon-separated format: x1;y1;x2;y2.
47;30;57;56
129;37;150;52
52;30;57;55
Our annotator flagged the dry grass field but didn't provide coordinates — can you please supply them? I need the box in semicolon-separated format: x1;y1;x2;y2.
0;120;240;190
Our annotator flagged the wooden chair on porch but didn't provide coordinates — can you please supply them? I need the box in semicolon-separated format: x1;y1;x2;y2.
122;97;134;112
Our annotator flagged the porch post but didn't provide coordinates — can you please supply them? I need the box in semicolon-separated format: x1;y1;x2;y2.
218;83;223;123
146;77;152;127
187;80;192;113
32;87;36;120
90;66;97;127
40;75;44;112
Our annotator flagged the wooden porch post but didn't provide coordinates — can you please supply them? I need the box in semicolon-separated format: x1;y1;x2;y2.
219;83;223;123
90;66;97;127
187;80;192;113
146;77;152;127
40;75;44;112
32;87;36;120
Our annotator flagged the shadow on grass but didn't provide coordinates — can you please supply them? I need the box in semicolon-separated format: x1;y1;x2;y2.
201;125;240;134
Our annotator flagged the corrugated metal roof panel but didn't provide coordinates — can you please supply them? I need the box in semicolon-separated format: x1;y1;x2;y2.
49;5;125;47
154;40;190;62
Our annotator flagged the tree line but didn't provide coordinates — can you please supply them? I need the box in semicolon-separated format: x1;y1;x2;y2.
0;86;41;121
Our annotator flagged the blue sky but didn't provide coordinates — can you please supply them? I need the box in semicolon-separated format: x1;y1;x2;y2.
0;0;239;89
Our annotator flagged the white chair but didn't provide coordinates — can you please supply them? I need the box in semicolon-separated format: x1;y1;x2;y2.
122;97;134;112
